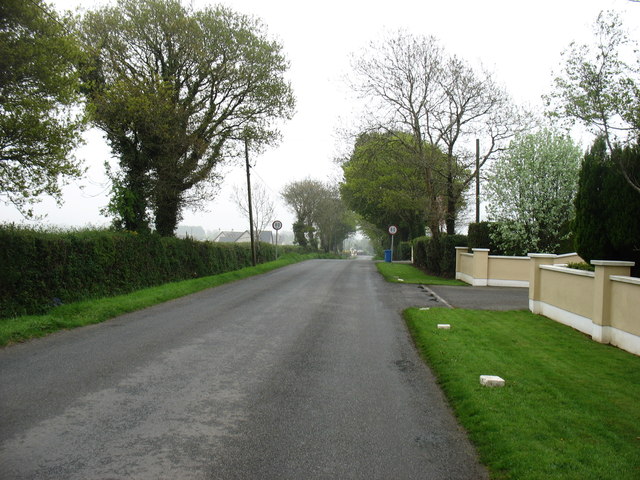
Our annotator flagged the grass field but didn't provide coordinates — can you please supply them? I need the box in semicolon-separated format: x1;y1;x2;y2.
376;261;467;286
0;253;326;347
405;307;640;480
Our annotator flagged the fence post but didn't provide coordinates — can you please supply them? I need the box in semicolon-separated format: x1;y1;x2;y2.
472;248;490;286
455;246;468;280
590;260;635;343
528;254;556;314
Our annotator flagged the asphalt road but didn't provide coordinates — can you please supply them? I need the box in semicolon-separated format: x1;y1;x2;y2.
0;258;487;479
428;285;530;311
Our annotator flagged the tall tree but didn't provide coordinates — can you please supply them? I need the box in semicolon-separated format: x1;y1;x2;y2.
434;55;525;233
80;0;295;235
314;184;356;253
282;178;355;251
574;137;640;270
547;10;640;194
0;0;85;217
281;178;325;248
485;129;582;255
349;31;524;235
340;131;445;242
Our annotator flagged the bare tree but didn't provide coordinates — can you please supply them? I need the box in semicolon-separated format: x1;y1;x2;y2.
231;182;275;239
434;55;528;232
350;31;527;234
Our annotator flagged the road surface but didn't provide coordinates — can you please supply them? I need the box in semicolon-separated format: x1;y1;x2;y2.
0;258;487;479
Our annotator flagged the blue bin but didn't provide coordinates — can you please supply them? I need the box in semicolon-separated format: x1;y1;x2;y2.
384;249;392;262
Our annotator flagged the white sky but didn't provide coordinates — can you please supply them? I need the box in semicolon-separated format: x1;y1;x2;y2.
2;0;639;234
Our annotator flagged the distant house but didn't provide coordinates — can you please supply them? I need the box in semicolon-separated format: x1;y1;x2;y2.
258;231;273;244
212;230;275;244
212;230;252;243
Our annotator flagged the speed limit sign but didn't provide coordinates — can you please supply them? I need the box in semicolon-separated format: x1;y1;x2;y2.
272;220;283;231
388;225;398;235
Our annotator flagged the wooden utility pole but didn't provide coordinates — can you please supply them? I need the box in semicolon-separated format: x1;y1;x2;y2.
244;137;257;267
475;138;480;224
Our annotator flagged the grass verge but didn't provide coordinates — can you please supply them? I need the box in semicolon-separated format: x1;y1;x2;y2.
0;253;328;347
376;262;467;286
404;307;640;480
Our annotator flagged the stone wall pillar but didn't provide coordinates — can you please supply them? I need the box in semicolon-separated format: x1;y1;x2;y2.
528;254;556;314
591;260;635;343
472;248;490;286
455;246;468;280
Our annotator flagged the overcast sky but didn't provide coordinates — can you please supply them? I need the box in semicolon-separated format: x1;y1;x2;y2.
2;0;639;234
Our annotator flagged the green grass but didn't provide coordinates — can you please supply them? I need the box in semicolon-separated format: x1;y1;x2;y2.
0;253;327;347
376;261;467;286
405;308;640;480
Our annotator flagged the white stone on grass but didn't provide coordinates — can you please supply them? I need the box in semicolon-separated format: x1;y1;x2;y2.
480;375;505;387
419;307;430;311
437;324;451;329
397;278;404;282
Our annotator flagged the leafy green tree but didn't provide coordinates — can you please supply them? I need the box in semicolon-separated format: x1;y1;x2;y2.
282;178;325;248
548;10;640;194
314;185;356;253
292;220;311;248
486;129;582;255
341;132;431;242
574;137;640;270
0;0;85;217
282;179;355;251
80;0;295;235
340;131;464;249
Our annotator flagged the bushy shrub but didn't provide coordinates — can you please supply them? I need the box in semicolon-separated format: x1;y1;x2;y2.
0;225;287;318
399;241;412;261
574;138;640;276
467;222;503;254
413;234;468;277
567;262;594;272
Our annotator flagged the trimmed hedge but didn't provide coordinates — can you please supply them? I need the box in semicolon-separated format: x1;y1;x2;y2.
399;241;412;261
0;225;298;318
467;221;505;254
413;234;468;277
574;138;640;276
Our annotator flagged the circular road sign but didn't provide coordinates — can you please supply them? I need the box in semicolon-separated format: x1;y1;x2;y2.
272;220;283;231
388;225;398;235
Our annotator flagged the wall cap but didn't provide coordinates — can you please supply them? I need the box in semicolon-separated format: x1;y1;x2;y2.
528;253;556;259
472;248;490;252
591;260;635;267
540;264;595;278
455;246;469;250
610;275;640;286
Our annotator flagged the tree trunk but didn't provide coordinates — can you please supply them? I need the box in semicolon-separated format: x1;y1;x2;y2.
125;159;150;233
154;189;182;237
445;153;456;234
445;195;456;234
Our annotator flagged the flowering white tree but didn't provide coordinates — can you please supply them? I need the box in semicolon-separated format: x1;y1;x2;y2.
485;129;582;255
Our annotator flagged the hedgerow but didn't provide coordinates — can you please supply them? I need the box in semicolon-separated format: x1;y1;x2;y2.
0;225;297;318
412;234;468;277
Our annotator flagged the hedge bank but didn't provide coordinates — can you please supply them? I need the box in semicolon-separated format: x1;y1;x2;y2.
0;225;299;318
413;233;468;277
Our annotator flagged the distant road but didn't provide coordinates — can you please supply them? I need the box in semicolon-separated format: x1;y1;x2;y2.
0;258;487;479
